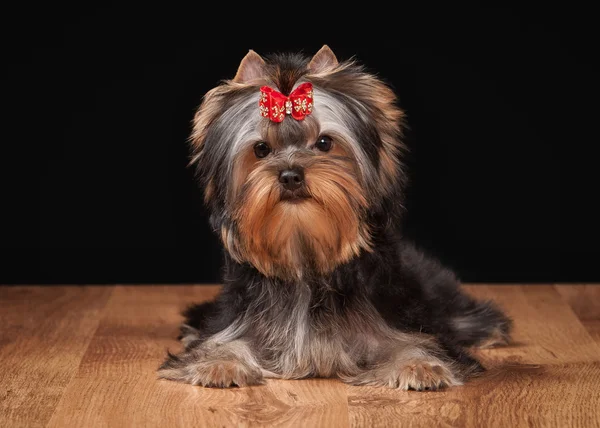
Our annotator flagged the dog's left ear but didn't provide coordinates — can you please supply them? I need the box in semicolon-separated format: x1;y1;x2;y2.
233;50;266;83
308;45;339;73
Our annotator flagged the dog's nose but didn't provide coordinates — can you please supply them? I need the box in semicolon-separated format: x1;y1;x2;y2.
279;167;305;191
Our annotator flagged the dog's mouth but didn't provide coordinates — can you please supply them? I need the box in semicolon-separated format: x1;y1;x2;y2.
280;188;311;203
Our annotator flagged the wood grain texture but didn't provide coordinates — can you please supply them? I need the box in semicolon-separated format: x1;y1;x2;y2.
0;286;111;428
348;362;600;428
556;284;600;344
464;285;600;365
348;285;600;428
1;284;599;428
45;285;349;428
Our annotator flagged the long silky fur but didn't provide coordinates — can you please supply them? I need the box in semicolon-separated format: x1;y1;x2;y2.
159;47;512;390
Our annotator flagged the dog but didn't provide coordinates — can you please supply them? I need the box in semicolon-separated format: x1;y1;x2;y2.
158;45;512;390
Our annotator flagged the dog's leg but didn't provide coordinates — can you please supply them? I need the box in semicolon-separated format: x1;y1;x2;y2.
158;336;264;387
177;301;219;348
450;299;512;348
181;301;219;332
344;335;470;391
397;241;513;348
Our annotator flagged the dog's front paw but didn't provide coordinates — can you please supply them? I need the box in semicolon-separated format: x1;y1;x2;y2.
394;360;461;391
158;351;264;388
348;359;463;391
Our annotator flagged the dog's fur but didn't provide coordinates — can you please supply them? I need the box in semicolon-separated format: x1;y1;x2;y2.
158;46;512;390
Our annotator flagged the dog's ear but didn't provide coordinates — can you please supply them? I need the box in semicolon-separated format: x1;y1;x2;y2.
233;50;266;83
308;45;339;73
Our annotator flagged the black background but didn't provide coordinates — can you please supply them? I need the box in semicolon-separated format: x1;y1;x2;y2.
3;5;598;284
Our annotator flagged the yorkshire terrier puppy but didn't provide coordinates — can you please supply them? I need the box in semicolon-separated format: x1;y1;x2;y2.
159;45;512;390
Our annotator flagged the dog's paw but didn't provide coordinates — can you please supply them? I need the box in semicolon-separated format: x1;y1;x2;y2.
158;352;264;388
347;359;463;391
394;361;461;391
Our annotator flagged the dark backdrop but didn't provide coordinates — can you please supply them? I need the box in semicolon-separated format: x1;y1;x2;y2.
3;5;598;284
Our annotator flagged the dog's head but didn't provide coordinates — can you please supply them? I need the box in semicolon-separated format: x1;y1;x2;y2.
190;46;406;279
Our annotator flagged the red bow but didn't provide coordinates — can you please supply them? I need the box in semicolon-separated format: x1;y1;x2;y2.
259;82;314;123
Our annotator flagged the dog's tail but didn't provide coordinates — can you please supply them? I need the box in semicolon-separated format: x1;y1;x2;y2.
450;299;513;348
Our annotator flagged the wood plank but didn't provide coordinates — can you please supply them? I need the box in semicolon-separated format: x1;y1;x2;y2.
4;284;599;428
463;285;600;365
46;285;349;428
348;362;600;428
348;285;600;428
0;286;111;428
556;285;600;344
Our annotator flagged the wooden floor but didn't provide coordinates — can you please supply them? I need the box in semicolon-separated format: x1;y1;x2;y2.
1;285;599;428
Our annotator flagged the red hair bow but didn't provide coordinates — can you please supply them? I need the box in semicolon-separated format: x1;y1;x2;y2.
259;82;314;122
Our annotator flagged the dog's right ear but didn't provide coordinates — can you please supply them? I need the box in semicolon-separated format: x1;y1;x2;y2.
308;45;339;74
233;50;266;83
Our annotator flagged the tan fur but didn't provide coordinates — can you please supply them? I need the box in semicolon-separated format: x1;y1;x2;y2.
346;74;406;195
233;154;370;279
220;225;243;263
270;66;307;96
233;50;266;84
371;85;406;194
204;179;214;203
306;52;354;79
231;148;259;203
159;339;264;387
189;85;236;165
308;45;339;74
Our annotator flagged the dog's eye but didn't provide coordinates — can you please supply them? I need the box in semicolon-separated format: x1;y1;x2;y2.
253;142;271;158
315;136;333;152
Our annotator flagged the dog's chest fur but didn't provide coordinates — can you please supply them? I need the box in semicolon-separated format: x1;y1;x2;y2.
242;281;383;379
